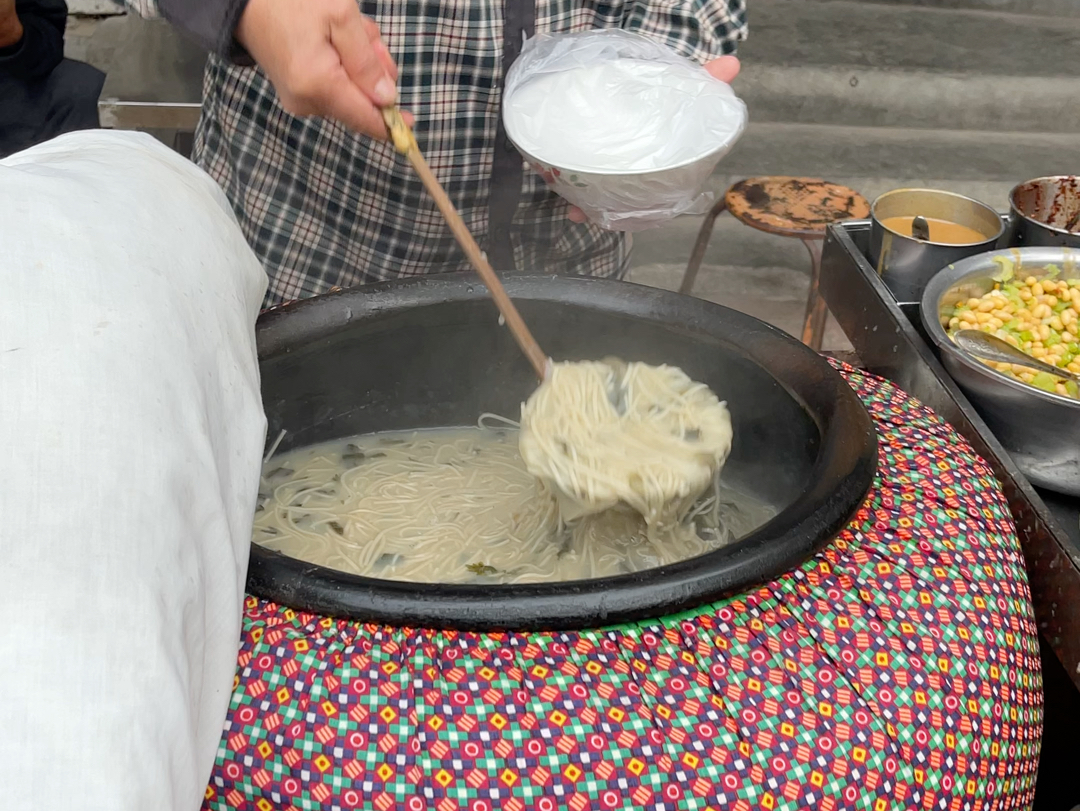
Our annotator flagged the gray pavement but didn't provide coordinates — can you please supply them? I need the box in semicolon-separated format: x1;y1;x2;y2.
628;262;853;350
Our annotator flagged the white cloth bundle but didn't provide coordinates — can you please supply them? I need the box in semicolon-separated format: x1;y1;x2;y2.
0;131;267;810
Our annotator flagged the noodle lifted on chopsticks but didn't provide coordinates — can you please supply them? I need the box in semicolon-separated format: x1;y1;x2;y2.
519;359;734;531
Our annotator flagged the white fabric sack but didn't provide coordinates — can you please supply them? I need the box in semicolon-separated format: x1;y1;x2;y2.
0;131;267;810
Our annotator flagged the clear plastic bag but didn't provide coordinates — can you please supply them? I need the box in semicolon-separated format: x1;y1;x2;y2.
504;30;748;231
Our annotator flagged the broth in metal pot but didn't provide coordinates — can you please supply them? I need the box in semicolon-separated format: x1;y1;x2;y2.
880;215;987;245
253;425;776;585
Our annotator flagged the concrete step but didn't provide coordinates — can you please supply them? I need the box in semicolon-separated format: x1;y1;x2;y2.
721;122;1080;184
735;0;1080;132
801;0;1080;19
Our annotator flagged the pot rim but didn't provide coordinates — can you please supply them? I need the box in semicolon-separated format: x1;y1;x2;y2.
248;273;878;631
920;246;1080;410
870;188;1005;246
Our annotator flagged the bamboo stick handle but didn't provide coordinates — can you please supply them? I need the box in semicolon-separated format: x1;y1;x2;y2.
381;106;549;381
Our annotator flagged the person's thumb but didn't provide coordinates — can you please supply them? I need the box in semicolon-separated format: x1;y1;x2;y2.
705;55;740;84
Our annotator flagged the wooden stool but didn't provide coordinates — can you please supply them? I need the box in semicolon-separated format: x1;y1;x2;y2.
679;177;870;351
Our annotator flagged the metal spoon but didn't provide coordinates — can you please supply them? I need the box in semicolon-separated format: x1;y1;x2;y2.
911;215;931;242
954;329;1080;384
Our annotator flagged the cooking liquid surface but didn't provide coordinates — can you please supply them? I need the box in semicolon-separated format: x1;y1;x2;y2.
253;427;776;585
881;215;987;245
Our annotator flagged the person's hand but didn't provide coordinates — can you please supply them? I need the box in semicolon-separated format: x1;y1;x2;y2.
704;55;740;84
0;0;23;49
236;0;412;139
566;54;741;224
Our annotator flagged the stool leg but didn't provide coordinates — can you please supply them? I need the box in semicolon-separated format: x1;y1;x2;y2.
800;238;827;352
679;197;728;296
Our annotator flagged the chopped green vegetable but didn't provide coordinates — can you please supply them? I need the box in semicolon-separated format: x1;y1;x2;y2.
1067;380;1079;397
466;563;498;576
990;256;1015;282
1031;372;1058;392
1019;330;1034;343
1046;264;1061;279
1046;333;1062;347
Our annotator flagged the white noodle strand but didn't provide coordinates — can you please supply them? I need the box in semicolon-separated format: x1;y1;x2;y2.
519;361;733;531
252;426;769;584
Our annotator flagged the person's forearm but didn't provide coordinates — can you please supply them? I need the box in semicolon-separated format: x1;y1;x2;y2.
116;0;251;63
158;0;252;63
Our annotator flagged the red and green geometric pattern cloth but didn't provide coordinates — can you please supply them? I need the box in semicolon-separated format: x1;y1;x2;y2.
205;362;1043;811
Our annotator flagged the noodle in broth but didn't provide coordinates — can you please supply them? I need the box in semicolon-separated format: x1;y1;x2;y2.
253;423;773;584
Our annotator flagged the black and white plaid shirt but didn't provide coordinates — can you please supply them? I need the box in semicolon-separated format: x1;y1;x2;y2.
129;0;746;308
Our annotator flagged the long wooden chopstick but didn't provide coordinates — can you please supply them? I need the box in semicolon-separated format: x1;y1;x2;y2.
381;106;549;381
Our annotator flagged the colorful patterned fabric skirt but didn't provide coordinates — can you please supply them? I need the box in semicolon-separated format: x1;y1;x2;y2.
205;363;1043;811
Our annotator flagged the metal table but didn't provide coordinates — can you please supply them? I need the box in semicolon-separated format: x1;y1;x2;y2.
821;219;1080;689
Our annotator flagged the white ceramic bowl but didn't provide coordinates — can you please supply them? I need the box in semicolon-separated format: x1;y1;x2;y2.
508;137;743;232
502;31;748;232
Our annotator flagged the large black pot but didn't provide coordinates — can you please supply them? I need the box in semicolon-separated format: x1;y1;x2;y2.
247;274;877;631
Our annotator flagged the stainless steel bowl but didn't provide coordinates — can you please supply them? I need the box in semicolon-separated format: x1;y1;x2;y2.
1008;176;1080;249
870;188;1005;304
920;247;1080;496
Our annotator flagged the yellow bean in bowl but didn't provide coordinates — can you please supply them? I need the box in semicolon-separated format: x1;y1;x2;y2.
947;266;1080;399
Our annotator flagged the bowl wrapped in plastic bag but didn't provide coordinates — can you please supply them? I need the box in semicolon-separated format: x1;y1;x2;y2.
503;30;748;232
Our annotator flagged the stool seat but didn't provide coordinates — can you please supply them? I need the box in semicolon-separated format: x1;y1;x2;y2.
680;176;871;353
724;177;870;239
